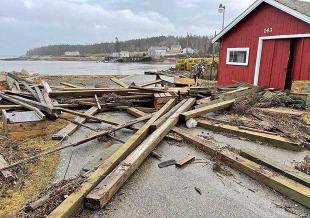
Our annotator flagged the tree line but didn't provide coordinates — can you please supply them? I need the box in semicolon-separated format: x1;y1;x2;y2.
26;35;215;56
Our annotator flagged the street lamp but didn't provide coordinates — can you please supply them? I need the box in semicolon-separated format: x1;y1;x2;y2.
218;3;225;30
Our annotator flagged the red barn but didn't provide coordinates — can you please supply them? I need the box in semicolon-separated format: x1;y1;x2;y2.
212;0;310;90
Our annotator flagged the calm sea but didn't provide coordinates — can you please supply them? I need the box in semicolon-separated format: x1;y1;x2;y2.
0;60;174;75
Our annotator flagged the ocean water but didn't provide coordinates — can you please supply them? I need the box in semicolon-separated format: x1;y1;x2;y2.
0;60;174;75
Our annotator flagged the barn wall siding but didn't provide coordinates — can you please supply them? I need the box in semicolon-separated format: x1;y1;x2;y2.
218;2;310;85
292;38;310;81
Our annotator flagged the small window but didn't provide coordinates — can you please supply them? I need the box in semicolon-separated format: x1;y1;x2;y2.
226;48;249;66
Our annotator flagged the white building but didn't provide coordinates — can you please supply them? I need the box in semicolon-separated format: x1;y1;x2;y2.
147;47;168;58
112;51;129;58
182;47;195;54
120;51;129;58
64;51;80;56
170;44;182;52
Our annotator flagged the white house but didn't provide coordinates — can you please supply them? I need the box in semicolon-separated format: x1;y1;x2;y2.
147;47;168;58
120;51;129;58
170;44;182;52
64;51;80;56
182;47;195;54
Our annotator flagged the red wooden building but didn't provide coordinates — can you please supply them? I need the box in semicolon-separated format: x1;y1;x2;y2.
213;0;310;90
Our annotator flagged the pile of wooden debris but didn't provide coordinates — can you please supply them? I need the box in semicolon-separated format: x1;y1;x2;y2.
0;71;309;216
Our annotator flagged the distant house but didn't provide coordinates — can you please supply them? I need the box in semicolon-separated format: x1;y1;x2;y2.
170;44;182;52
112;51;129;58
182;47;195;54
64;51;80;56
120;51;129;58
147;47;168;58
212;0;310;90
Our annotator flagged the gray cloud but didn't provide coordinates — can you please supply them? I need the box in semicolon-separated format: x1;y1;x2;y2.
0;0;255;55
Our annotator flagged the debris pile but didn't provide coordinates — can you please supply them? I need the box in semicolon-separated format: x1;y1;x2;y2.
0;71;309;216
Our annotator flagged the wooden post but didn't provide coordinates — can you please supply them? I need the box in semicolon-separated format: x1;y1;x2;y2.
84;98;196;209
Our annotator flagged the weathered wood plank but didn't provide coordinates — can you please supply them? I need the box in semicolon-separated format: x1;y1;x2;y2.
84;98;195;209
127;107;147;118
197;119;302;151
240;149;310;187
138;79;162;87
110;77;129;88
52;106;98;140
48;99;177;217
172;127;310;208
60;82;82;88
0;154;15;181
180;99;234;122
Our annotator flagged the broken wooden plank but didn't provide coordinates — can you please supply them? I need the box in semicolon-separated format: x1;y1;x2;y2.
21;81;40;102
0;92;45;119
139;79;162;87
84;98;195;209
34;86;46;105
48;99;177;217
41;80;53;109
240;149;310;187
110;77;129;88
0;154;15;181
127;107;147;118
94;94;102;110
60;82;82;88
52;106;98;140
197;119;302;151
180;99;234;122
49;89;145;97
175;155;195;167
172;127;310;208
0;105;23;110
129;84;167;93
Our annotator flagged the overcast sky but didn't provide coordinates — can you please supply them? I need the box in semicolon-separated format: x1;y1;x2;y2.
0;0;257;55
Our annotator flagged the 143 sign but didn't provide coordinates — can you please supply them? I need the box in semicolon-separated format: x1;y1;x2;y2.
264;27;273;33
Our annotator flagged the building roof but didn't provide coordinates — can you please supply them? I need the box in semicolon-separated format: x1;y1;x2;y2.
212;0;310;43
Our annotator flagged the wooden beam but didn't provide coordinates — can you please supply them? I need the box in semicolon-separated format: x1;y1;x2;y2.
57;107;138;131
48;99;177;217
197;119;302;151
0;105;23;110
126;107;147;118
180;99;234;122
52;106;98;140
21;81;40;102
110;77;129;88
34;86;46;105
150;99;186;132
84;98;195;209
94;94;101;110
60;82;82;88
172;127;310;208
0;92;45;119
138;79;162;87
41;80;53;109
128;84;167;93
49;89;144;97
240;149;310;187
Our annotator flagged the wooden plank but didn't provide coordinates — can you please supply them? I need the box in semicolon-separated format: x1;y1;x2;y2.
21;81;40;101
52;106;98;140
129;84;167;93
110;77;129;88
48;99;177;217
139;79;162;87
0;154;15;181
41;80;53;108
0;92;45;119
94;94;101;110
172;127;310;208
135;107;156;113
49;89;145;97
60;82;82;88
84;98;196;209
197;119;302;151
180;99;234;122
57;107;138;131
240;149;310;187
34;86;46;105
223;87;249;96
127;107;147;118
0;105;23;110
150;99;186;132
175;155;195;167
